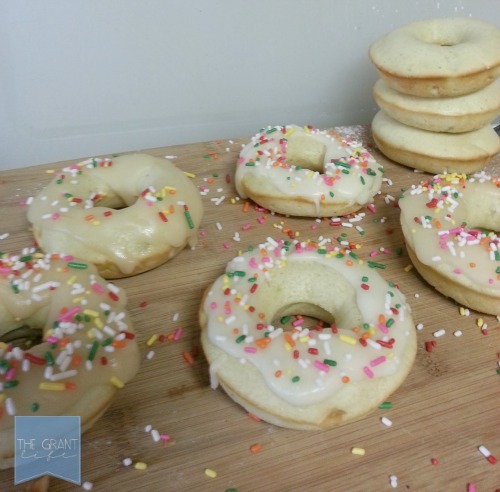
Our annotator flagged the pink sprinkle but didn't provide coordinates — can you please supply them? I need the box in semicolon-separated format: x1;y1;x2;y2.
241;224;251;231
51;213;60;220
91;282;105;294
370;356;386;367
256;217;266;224
244;347;257;354
367;203;376;214
453;268;462;274
467;484;475;492
45;335;58;344
363;366;374;378
173;328;183;341
159;434;171;442
314;360;329;372
58;306;81;322
223;242;230;249
237;157;244;164
261;257;271;263
369;250;378;257
5;367;15;381
377;323;389;334
292;318;304;327
249;257;258;269
210;302;217;310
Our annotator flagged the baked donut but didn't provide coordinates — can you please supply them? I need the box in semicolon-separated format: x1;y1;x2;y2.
371;111;500;174
399;172;500;315
28;153;203;279
373;78;500;133
0;252;140;467
199;238;417;429
235;125;384;217
369;17;500;98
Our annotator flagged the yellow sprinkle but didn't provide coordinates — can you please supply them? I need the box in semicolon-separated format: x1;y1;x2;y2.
45;169;55;174
339;334;356;345
94;318;103;329
0;342;8;351
230;198;236;204
477;318;484;328
67;275;78;285
184;171;196;178
84;309;99;318
351;447;366;456
146;334;157;347
459;306;465;316
73;296;84;304
204;468;217;478
404;264;413;272
39;382;66;391
0;393;6;404
110;376;124;389
134;462;148;470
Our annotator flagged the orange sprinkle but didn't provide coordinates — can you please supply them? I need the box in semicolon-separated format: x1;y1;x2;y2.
249;443;262;454
258;312;265;319
469;262;476;268
346;260;353;266
248;412;261;422
111;340;126;349
70;354;82;367
341;376;350;383
84;214;94;222
255;338;271;349
274;370;282;378
284;333;295;348
242;201;250;212
182;351;194;365
378;314;385;324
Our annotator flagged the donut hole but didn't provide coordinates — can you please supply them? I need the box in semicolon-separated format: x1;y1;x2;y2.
272;304;336;333
286;135;327;172
0;325;42;350
254;260;364;331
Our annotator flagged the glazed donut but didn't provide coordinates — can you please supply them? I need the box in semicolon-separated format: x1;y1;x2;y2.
199;238;417;430
28;153;203;279
371;111;500;174
235;125;384;217
369;17;500;97
373;78;500;133
0;252;140;467
399;172;500;315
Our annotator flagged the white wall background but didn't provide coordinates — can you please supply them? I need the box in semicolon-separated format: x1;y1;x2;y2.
1;0;498;170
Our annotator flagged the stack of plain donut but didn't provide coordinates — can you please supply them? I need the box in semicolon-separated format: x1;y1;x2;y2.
369;17;500;175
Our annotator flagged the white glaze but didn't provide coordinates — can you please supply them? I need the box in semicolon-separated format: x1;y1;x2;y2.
27;153;203;277
399;172;500;294
235;125;383;216
202;239;414;406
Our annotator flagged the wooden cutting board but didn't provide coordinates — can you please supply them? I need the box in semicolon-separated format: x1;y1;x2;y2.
1;126;500;491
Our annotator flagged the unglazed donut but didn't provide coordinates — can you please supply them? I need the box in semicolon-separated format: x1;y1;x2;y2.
369;17;500;97
235;125;384;217
373;78;500;133
0;252;140;467
199;238;417;430
372;111;500;174
399;172;500;315
28;153;203;279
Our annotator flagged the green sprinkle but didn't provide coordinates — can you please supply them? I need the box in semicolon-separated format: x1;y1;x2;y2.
67;261;88;270
4;380;19;389
317;249;327;254
44;351;55;366
184;210;195;229
245;162;255;166
280;316;291;324
235;335;246;344
20;255;33;262
378;401;393;409
329;191;334;197
31;403;40;412
233;271;246;277
101;337;114;347
334;161;350;168
323;359;337;367
368;261;386;269
10;281;20;294
349;251;358;259
341;169;350;174
291;376;300;383
496;267;500;274
88;341;99;361
362;276;369;282
386;318;394;328
360;176;365;185
266;127;277;134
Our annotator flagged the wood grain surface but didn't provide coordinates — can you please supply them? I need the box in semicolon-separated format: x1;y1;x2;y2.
1;126;500;491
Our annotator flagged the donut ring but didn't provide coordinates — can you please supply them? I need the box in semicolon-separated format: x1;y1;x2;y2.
235;125;384;217
369;17;500;97
199;239;417;429
399;172;500;315
373;78;500;133
371;111;500;175
0;252;140;467
28;153;203;279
